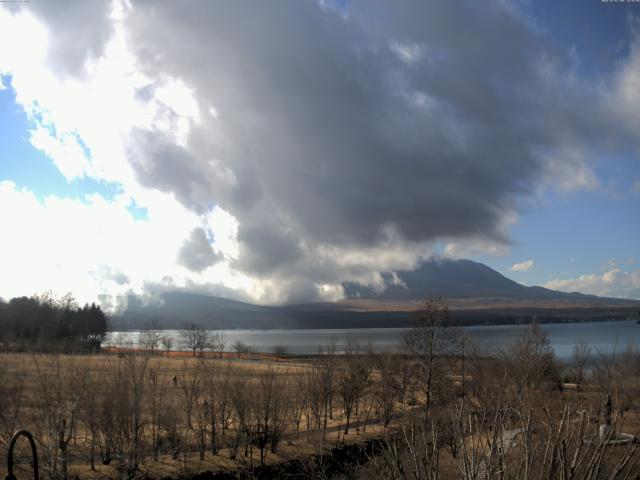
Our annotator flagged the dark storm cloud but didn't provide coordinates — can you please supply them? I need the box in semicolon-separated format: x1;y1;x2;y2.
177;228;221;272
127;128;216;213
120;0;608;280
235;221;303;276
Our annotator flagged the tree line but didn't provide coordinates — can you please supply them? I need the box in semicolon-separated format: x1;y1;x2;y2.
0;293;108;351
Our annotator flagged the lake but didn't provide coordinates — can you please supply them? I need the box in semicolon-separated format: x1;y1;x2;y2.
108;319;640;361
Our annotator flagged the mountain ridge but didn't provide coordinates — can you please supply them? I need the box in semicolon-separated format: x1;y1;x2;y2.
110;258;640;330
342;258;600;301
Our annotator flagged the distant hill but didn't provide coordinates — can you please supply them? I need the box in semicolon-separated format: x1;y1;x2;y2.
342;258;598;301
110;258;640;330
111;292;285;330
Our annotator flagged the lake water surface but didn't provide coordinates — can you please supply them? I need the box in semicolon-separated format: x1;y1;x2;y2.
109;319;640;361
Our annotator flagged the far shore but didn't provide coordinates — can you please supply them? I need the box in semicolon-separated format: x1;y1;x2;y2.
109;315;640;333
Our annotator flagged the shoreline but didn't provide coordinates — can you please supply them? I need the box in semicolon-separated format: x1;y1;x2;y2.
108;315;639;334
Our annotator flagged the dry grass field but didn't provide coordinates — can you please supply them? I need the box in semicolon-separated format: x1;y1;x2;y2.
0;349;414;479
3;312;640;479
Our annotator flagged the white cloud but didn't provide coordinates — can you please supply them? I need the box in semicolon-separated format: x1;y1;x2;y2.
510;259;535;272
389;41;424;65
544;269;640;300
29;127;91;180
0;180;258;311
611;32;640;135
443;239;510;258
541;144;599;193
0;6;272;308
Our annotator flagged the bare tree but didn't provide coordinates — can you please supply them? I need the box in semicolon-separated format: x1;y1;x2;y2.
379;406;440;480
305;366;325;434
201;363;220;454
290;370;308;435
160;335;174;356
229;373;250;460
374;352;400;427
211;331;227;358
249;368;290;465
178;361;201;429
233;340;250;357
336;339;371;435
216;362;235;442
193;395;209;460
0;353;25;443
498;321;558;409
79;368;102;471
31;355;85;480
180;322;210;356
271;344;288;356
147;365;169;461
402;297;455;416
139;322;161;354
114;352;150;478
572;340;591;390
317;343;337;436
113;332;135;350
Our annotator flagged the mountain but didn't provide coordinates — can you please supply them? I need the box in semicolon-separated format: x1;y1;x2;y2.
342;258;597;301
111;292;284;330
110;290;421;330
111;259;640;330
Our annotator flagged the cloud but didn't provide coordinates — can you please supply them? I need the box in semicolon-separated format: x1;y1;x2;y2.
511;260;535;272
118;1;609;276
177;228;222;272
29;127;90;180
443;238;511;259
1;1;639;304
0;180;254;310
544;269;640;300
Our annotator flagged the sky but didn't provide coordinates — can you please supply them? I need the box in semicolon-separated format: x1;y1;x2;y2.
0;0;639;310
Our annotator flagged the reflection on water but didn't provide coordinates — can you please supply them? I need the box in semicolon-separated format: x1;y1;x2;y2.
108;319;640;361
